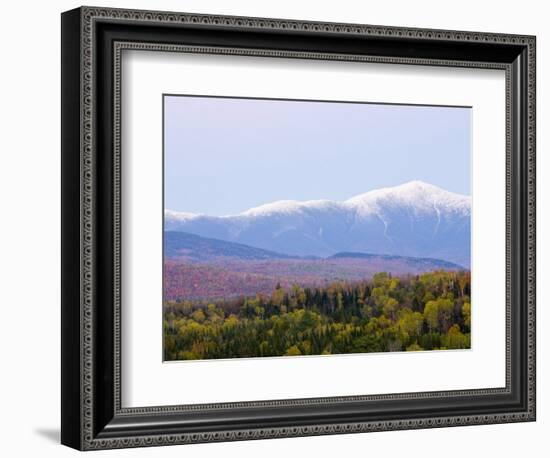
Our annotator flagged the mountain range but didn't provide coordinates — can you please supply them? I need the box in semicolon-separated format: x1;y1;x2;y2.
165;181;471;267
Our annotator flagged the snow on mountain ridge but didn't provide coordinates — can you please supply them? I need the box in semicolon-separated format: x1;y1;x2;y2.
164;209;200;221
241;199;346;218
164;181;471;266
166;181;470;220
346;181;470;217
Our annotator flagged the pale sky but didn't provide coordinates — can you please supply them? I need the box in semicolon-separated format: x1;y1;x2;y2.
164;95;471;215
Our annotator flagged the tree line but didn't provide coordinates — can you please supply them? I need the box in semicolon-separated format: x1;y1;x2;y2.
163;270;471;360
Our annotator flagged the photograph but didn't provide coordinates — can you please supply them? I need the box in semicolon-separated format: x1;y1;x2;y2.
162;95;472;361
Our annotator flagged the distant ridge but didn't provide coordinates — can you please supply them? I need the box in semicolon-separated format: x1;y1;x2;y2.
329;252;463;270
165;231;293;261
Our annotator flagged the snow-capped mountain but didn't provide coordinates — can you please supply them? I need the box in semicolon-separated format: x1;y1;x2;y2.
165;181;471;267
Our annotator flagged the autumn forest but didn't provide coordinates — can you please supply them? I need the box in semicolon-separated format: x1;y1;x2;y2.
163;270;471;360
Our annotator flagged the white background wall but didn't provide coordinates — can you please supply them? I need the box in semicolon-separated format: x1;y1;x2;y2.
0;0;546;456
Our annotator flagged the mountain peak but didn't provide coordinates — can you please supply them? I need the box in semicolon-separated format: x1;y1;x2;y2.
397;180;441;191
347;180;461;200
345;181;470;215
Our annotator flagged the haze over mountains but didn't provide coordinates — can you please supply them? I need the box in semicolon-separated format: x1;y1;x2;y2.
165;181;471;267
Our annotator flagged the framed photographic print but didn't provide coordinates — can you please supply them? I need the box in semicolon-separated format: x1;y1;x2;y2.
61;6;536;450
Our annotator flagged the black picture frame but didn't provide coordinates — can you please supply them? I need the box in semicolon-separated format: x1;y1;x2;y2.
61;6;536;450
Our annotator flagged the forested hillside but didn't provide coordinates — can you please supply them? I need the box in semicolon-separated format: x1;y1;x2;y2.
164;270;471;360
